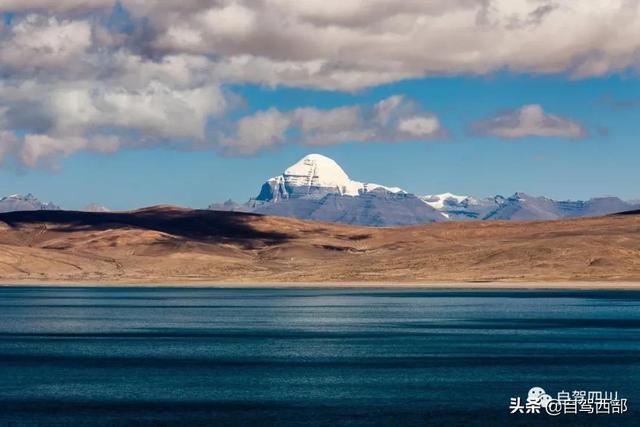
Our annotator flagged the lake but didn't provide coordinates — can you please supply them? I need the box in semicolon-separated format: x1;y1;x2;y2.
0;287;638;426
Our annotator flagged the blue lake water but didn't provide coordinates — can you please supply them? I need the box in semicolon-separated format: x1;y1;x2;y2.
0;287;639;426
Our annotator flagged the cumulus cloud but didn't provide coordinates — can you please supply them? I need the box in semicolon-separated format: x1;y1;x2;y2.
128;0;640;89
471;104;587;139
218;95;446;155
0;80;221;168
0;68;227;154
0;13;229;167
0;1;636;167
0;15;91;71
0;0;113;13
0;131;121;170
397;116;442;137
19;134;121;169
4;1;640;89
0;131;19;166
219;108;294;156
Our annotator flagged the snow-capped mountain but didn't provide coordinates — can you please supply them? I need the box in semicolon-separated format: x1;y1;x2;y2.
425;192;638;221
83;203;111;213
0;194;61;213
482;193;638;221
483;193;560;220
209;153;639;226
214;154;446;226
256;154;404;202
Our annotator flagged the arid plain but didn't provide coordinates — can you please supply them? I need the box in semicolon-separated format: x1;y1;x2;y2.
0;207;639;287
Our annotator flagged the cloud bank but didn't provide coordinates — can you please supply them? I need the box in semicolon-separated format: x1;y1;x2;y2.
0;0;635;166
3;0;635;88
218;95;446;155
472;104;587;139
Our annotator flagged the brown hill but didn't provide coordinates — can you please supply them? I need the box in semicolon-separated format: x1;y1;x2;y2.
0;207;639;284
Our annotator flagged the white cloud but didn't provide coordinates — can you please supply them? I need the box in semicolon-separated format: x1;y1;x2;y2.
123;0;640;90
0;78;227;140
0;1;635;167
0;15;91;71
3;1;640;91
293;106;361;133
471;104;587;139
18;134;121;169
219;95;446;155
0;0;113;13
219;108;293;156
0;13;229;167
90;82;226;140
0;131;19;165
373;95;407;126
0;133;123;170
397;116;441;137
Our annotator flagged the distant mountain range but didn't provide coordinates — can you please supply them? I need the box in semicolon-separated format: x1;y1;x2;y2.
2;154;637;227
209;154;639;226
0;194;61;213
419;192;637;222
0;194;109;214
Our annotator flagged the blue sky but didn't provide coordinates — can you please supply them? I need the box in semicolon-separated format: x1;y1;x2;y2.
0;2;639;209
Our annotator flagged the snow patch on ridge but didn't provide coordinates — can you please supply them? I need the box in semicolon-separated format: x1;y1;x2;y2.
421;192;470;209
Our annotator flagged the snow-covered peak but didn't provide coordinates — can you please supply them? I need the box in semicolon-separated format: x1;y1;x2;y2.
421;192;470;209
0;193;61;213
257;154;405;201
284;154;351;190
2;193;36;201
83;203;111;213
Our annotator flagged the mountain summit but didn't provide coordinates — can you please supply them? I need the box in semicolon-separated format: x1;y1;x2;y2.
228;154;446;226
256;154;404;202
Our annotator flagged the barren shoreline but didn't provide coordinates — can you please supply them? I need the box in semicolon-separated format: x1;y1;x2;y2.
1;280;640;290
1;208;640;286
